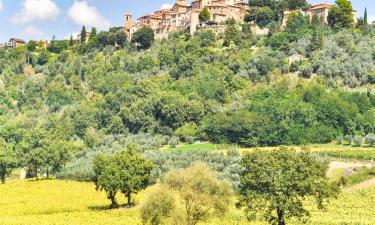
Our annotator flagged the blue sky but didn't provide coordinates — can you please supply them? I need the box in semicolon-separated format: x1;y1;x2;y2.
0;0;372;42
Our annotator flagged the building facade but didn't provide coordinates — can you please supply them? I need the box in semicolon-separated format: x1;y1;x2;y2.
282;3;357;27
124;0;249;40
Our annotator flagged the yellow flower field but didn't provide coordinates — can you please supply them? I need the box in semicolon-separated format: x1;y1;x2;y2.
0;180;375;225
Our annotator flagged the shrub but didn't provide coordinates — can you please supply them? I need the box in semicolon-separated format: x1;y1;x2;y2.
140;187;180;225
168;136;179;148
336;136;343;145
353;136;363;146
365;134;375;146
344;135;353;145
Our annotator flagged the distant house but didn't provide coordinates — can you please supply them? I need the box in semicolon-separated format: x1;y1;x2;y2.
7;38;26;49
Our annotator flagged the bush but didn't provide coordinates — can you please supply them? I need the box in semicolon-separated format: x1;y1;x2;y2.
140;187;180;225
336;136;343;145
365;134;375;146
344;135;353;145
353;136;363;146
168;136;179;148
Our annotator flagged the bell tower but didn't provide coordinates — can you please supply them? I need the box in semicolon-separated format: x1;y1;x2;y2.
125;14;132;26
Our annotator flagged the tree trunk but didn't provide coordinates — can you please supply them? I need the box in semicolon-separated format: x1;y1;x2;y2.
0;166;6;184
46;168;49;179
109;192;118;209
126;192;132;206
277;208;285;225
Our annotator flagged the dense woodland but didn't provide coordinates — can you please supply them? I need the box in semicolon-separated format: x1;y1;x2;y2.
0;0;374;224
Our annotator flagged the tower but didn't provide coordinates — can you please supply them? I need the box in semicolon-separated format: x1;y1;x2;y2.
176;0;188;6
125;14;132;26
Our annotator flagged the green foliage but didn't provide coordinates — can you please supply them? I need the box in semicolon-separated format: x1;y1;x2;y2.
141;187;179;225
37;51;49;65
174;122;197;142
93;145;153;207
27;41;37;52
285;11;308;33
238;148;339;225
132;27;155;49
223;19;240;46
198;30;216;47
199;7;211;22
81;26;87;43
0;141;17;183
164;163;233;225
328;0;355;28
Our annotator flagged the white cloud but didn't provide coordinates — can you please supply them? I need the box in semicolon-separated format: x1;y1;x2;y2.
68;1;111;30
0;0;3;12
161;3;173;10
11;0;60;24
23;25;44;38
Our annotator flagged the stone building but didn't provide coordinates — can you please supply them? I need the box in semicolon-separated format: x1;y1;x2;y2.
124;0;249;40
282;3;357;27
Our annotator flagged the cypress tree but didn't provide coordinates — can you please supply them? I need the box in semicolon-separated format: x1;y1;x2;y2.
364;7;368;25
80;26;87;44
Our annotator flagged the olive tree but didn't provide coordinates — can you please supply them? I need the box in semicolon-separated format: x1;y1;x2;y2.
163;162;233;225
237;148;339;225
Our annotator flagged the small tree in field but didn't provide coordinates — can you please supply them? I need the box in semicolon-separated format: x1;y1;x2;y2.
237;148;339;225
141;187;180;225
93;145;153;208
163;162;233;225
93;154;121;208
117;145;154;205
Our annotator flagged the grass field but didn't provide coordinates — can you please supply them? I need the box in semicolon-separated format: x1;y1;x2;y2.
1;180;375;225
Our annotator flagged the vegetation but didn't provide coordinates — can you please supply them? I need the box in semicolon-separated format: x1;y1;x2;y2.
0;1;375;224
142;163;233;225
237;148;339;225
93;145;153;208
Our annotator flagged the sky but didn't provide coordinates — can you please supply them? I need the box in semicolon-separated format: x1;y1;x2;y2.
0;0;373;42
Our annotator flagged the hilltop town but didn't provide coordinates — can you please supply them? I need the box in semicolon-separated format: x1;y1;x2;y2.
0;0;357;48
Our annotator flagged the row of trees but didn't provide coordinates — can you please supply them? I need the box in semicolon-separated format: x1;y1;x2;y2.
93;146;338;225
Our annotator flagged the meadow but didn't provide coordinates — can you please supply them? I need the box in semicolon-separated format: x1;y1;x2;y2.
1;179;375;225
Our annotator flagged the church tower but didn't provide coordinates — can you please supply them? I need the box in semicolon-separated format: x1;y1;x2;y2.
176;0;188;6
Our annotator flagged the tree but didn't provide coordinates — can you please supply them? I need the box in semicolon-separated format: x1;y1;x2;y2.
163;162;233;225
199;7;211;23
223;19;240;47
237;148;339;225
89;27;97;41
116;145;153;205
285;11;308;33
80;25;87;44
198;30;216;47
131;27;155;49
141;187;180;225
364;7;368;25
27;40;37;52
0;142;17;184
328;0;355;28
307;27;324;53
37;51;49;65
93;154;121;208
93;145;153;207
69;35;74;46
115;30;127;48
286;0;308;10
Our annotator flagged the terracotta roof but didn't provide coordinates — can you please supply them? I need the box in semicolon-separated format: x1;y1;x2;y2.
310;3;331;10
